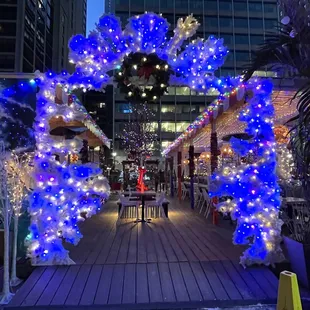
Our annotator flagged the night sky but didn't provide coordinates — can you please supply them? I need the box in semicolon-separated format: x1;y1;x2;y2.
86;0;105;34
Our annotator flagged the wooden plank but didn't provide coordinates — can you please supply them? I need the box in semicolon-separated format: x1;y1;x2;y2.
117;222;133;264
108;264;125;304
248;268;277;299
210;261;242;300
65;264;91;305
158;263;176;302
160;223;187;262
149;224;168;262
50;265;80;305
145;225;158;263
94;264;114;305
22;267;56;306
231;261;268;299
137;223;147;263
169;262;189;302
179;262;202;301
95;223;117;264
106;222;128;264
136;264;149;304
147;263;163;303
122;264;136;304
190;262;216;300
259;267;279;290
9;267;45;307
36;266;68;306
200;261;229;300
221;260;254;300
79;265;102;305
127;223;138;263
156;223;178;262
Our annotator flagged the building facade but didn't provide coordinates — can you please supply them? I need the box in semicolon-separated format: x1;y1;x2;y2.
84;0;279;161
0;0;86;73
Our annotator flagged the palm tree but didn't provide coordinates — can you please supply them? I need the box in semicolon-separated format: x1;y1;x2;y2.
244;0;310;202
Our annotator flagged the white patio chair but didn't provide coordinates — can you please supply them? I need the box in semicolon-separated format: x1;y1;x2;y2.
181;183;188;200
145;192;167;219
200;188;212;219
118;194;140;221
194;184;203;209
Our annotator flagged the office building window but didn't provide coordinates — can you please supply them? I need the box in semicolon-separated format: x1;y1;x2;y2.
221;67;235;76
176;122;190;132
249;18;263;29
190;0;203;10
117;103;132;113
206;17;218;28
0;22;16;36
225;51;234;63
161;141;170;148
219;1;232;13
264;3;277;14
0;55;14;70
220;17;233;28
175;0;188;9
250;35;264;45
118;13;129;25
149;122;159;132
249;2;262;12
160;0;174;9
234;18;248;29
176;87;190;95
221;34;233;44
235;51;250;62
205;0;218;12
235;34;249;45
99;102;106;108
167;87;176;95
0;38;15;52
233;1;247;12
161;105;175;113
161;122;176;132
0;5;17;20
265;19;278;30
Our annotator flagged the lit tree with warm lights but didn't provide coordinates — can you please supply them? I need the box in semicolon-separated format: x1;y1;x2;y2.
122;103;157;164
210;79;284;266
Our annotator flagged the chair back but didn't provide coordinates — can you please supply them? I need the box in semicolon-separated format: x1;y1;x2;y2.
119;194;129;204
157;192;165;205
202;188;209;200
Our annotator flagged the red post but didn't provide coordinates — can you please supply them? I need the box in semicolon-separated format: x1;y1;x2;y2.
177;151;182;201
189;145;195;209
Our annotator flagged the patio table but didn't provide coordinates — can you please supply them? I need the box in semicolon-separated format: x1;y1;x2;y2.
122;191;156;223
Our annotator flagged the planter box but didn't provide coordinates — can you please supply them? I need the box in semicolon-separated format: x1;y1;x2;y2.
284;236;310;288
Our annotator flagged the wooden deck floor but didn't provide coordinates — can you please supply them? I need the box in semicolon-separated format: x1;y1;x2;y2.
7;197;280;309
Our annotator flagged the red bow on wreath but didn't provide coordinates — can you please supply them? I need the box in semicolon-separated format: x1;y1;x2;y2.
138;65;154;79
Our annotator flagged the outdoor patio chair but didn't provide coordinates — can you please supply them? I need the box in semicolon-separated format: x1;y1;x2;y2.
200;188;212;219
118;194;140;221
181;183;188;200
194;184;203;209
145;192;167;219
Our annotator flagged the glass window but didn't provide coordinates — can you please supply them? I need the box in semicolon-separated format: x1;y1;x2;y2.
235;51;250;62
176;87;190;95
234;18;248;28
0;38;15;52
190;0;203;10
250;35;264;45
235;34;249;45
117;103;132;113
0;6;17;20
149;122;158;132
249;18;263;29
118;13;129;25
249;2;262;12
167;87;176;95
225;51;234;63
175;0;188;8
176;122;190;132
0;55;14;70
199;106;206;112
264;3;277;14
161;122;176;132
161;105;175;113
221;34;233;44
234;1;247;12
220;17;233;28
161;141;170;148
206;17;218;28
219;1;232;12
221;68;235;76
265;19;277;30
0;22;16;36
160;0;174;9
205;0;217;11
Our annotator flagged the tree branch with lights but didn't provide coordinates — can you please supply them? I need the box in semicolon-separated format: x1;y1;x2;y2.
210;79;284;266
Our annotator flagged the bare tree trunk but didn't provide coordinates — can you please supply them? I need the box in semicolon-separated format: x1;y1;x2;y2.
10;214;22;287
0;197;14;304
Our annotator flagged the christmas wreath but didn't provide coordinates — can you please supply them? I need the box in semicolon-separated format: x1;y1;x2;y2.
115;52;173;104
